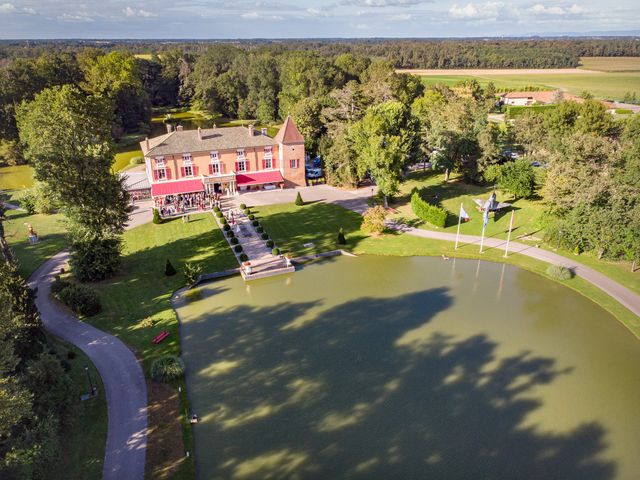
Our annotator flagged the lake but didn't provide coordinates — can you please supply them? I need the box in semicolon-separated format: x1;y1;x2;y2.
175;255;640;480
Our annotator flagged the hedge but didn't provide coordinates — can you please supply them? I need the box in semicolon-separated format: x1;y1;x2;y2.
506;104;557;119
411;191;447;228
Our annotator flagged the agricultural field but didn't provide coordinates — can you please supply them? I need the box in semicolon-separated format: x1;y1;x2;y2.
404;59;640;101
579;56;640;72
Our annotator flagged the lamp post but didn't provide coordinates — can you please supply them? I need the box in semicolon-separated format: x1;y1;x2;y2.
84;364;97;397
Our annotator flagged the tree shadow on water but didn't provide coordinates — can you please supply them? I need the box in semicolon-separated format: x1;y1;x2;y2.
182;287;615;480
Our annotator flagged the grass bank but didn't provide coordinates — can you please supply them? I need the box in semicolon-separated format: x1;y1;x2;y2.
0;164;34;191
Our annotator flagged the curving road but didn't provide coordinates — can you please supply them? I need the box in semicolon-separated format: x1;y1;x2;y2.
393;223;640;318
27;201;154;480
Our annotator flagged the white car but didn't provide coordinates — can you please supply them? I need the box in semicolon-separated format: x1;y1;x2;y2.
306;168;323;179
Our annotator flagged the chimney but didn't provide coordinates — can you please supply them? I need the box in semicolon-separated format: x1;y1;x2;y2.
176;125;184;132
145;137;149;151
198;127;202;140
261;127;267;136
248;124;255;137
166;123;173;134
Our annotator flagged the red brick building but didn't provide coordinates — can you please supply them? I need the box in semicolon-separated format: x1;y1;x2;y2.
140;117;306;201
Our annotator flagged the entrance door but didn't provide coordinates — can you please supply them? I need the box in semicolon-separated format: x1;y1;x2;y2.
214;183;221;194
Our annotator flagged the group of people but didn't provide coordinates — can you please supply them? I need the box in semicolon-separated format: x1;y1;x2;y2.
155;191;213;217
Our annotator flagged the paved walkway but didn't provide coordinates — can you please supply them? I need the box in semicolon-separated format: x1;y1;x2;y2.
393;223;640;318
28;252;148;480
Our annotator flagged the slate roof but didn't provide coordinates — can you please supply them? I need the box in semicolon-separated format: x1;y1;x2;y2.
141;126;277;156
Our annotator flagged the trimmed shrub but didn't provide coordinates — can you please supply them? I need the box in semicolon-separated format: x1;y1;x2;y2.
546;264;574;281
272;248;280;255
221;217;228;225
239;253;249;262
230;237;239;245
51;278;71;296
248;214;255;220
216;210;223;218
150;355;185;383
213;205;220;213
55;283;101;317
243;208;250;215
266;240;274;248
410;191;447;228
226;230;234;238
239;203;246;210
256;226;264;233
337;228;346;245
164;259;177;276
234;244;243;253
261;232;269;240
252;220;259;227
361;206;388;234
129;156;144;166
295;192;304;206
223;223;231;231
152;208;163;224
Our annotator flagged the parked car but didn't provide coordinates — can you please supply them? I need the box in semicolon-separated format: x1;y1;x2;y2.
306;168;323;179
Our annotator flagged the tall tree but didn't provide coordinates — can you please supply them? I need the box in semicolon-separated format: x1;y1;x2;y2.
17;85;130;281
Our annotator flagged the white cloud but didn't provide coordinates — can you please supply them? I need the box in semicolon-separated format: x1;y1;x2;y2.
0;2;16;13
307;7;331;17
529;3;585;16
22;7;36;14
342;0;427;6
449;2;506;19
123;6;155;18
241;11;284;20
57;12;95;22
388;13;413;20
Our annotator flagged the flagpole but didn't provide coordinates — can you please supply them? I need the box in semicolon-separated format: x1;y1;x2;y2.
455;202;463;250
504;210;514;258
480;223;486;253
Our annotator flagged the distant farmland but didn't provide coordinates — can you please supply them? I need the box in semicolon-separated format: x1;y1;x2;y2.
579;57;640;72
399;58;640;101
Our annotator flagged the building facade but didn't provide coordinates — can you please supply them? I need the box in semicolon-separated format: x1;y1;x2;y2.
140;117;306;203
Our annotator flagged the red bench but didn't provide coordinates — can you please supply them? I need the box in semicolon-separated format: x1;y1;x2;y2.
153;330;169;344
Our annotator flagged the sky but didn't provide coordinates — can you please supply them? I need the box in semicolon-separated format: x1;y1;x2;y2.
0;0;638;39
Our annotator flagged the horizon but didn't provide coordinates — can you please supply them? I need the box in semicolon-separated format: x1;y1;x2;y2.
1;0;639;39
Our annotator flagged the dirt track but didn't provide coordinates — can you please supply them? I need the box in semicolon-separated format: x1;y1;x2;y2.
397;68;602;76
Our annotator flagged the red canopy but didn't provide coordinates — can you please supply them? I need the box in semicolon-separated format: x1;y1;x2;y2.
151;179;204;197
236;171;284;186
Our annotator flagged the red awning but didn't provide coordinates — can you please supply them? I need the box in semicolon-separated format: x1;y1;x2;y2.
151;179;204;197
236;171;284;186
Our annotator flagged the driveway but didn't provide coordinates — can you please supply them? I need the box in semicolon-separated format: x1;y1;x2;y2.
29;252;147;480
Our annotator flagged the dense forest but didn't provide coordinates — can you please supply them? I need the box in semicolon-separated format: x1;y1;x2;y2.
1;37;639;68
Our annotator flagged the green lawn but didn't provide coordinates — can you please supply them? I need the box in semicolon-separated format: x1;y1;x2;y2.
417;72;640;101
0;164;34;191
49;338;107;480
252;202;365;257
87;213;237;371
113;146;144;172
3;209;68;278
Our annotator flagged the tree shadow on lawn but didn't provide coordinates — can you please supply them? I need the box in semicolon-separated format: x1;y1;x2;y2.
181;287;614;480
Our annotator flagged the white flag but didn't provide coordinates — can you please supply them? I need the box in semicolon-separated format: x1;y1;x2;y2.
460;205;470;221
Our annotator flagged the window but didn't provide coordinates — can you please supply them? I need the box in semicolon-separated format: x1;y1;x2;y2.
289;158;299;169
155;156;165;167
236;149;245;160
210;151;219;161
182;153;192;162
183;165;193;177
210;162;220;174
157;168;166;180
236;160;246;172
264;157;272;169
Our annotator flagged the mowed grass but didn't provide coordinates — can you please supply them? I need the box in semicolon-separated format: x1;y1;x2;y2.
0;164;34;191
3;208;68;278
87;213;237;371
418;71;640;101
252;202;365;257
580;56;640;72
49;338;107;480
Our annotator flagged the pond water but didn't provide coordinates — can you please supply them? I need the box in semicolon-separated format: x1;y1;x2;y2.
175;255;640;480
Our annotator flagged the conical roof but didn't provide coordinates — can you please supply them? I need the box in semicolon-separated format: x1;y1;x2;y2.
274;116;304;144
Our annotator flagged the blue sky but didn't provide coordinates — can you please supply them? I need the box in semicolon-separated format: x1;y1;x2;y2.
0;1;638;38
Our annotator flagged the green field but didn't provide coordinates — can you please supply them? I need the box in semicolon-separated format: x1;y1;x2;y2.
580;56;640;72
418;72;640;101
